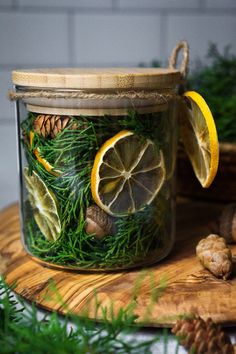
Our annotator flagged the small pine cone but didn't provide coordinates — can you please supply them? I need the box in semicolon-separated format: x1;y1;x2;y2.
33;114;72;138
196;234;232;280
172;316;234;354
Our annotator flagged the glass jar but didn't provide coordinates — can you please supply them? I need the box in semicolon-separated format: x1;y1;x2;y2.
12;64;183;271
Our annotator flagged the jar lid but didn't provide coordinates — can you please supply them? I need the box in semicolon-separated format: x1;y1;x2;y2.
12;68;181;90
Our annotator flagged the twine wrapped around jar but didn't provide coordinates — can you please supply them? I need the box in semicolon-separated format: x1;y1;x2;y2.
8;40;189;103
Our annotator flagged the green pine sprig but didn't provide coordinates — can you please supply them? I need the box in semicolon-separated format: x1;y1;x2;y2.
20;110;172;270
0;276;180;354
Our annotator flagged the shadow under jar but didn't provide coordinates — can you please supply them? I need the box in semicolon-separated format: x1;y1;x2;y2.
12;68;181;271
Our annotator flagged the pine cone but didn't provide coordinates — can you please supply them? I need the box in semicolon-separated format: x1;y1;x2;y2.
33;114;72;138
172;316;234;354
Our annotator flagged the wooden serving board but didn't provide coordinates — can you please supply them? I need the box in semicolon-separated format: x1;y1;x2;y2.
1;201;236;327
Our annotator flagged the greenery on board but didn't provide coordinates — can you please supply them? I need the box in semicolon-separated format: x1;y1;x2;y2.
143;43;236;142
21;110;172;269
0;275;181;354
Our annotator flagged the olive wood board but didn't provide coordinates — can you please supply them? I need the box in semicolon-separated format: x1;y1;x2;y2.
1;201;236;327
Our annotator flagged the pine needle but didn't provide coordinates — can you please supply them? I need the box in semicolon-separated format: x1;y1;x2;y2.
0;277;180;354
21;111;173;269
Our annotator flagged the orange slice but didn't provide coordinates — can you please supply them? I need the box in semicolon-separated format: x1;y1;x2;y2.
180;91;219;188
91;130;165;216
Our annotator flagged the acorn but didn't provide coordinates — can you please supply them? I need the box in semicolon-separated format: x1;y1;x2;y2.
219;203;236;244
85;205;114;239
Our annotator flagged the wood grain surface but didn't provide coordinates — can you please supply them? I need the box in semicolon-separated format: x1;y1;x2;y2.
12;67;181;89
1;201;236;327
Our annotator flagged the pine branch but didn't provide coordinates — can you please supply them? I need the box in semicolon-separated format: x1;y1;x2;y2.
21;110;172;269
0;277;174;354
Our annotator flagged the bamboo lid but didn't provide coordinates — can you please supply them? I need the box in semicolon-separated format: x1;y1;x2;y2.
12;68;181;90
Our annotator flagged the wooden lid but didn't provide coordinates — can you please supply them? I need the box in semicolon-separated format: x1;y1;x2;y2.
12;68;181;90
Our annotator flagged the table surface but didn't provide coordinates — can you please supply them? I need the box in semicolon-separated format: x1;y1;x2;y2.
1;272;235;354
0;201;236;352
2;201;236;327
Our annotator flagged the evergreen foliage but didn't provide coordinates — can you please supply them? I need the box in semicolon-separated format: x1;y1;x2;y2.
21;111;172;269
187;43;236;142
0;276;178;354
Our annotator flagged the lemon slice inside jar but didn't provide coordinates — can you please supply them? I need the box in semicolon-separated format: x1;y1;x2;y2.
180;91;219;188
29;131;60;176
91;130;166;217
24;167;61;241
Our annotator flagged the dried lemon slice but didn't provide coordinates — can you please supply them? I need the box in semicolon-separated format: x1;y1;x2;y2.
33;148;60;177
180;91;219;188
29;131;60;176
24;167;61;241
91;130;165;216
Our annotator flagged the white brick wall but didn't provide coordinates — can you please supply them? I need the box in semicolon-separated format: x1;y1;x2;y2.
0;0;15;7
0;12;69;65
0;70;15;121
0;124;19;209
118;0;200;9
0;0;236;209
74;14;162;65
167;14;236;63
19;0;113;9
206;0;236;9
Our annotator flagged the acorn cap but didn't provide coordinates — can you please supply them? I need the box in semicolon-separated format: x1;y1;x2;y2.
85;205;114;239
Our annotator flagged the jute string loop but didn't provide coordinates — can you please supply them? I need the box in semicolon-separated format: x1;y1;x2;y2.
8;89;176;104
168;40;189;79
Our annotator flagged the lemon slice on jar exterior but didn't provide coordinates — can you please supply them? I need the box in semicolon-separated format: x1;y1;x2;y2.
91;130;165;217
180;91;219;188
24;167;61;241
